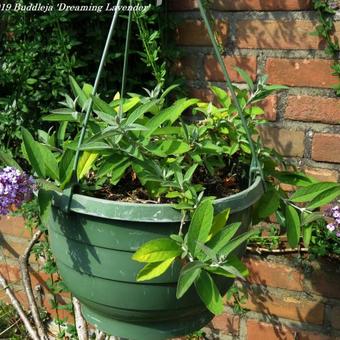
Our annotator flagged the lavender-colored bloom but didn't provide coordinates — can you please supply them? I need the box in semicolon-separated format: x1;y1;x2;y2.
328;0;340;10
327;223;336;232
324;202;340;238
0;167;35;215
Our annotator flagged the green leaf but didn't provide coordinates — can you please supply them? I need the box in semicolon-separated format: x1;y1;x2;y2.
92;96;117;116
291;182;340;203
187;199;214;257
26;78;37;85
21;127;46;177
208;208;231;240
152;127;183;136
307;186;340;210
114;97;140;113
97;155;128;177
146;140;191;157
247;106;264;116
144;98;198;137
275;209;286;227
0;150;22;170
184;164;198;183
285;205;301;248
255;188;280;218
301;212;323;226
124;100;159;126
264;84;289;91
69;76;87;109
272;171;316;187
210;86;232;108
88;127;120;143
160;84;180;99
195;271;224;315
176;261;204;299
77;151;98;180
132;238;181;263
78;142;112;151
207;223;241;256
201;141;223;153
207;256;249;279
39;144;60;180
57;122;68;148
235;67;254;91
196;242;218;262
303;225;312;248
38;189;52;228
218;229;258;258
136;257;176;282
59;149;75;188
83;83;94;97
42;110;79;122
94;110;117;125
218;264;246;280
110;159;130;185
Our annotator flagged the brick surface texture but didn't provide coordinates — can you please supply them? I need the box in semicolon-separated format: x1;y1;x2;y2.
170;1;340;337
171;0;340;182
285;96;340;124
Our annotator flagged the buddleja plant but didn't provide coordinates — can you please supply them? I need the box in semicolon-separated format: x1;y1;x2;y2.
133;198;256;314
16;72;340;315
19;72;281;207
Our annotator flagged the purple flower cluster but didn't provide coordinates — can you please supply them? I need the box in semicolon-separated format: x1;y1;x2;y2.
324;204;340;238
0;167;35;215
328;0;340;10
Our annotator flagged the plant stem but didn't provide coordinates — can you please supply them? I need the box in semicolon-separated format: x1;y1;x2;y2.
0;275;40;340
19;229;48;340
72;297;88;340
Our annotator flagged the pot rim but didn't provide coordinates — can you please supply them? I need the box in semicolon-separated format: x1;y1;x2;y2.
51;175;264;222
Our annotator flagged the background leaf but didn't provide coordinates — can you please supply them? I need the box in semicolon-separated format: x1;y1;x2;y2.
187;199;214;257
285;205;301;248
136;257;176;282
77;151;98;180
21;127;45;177
195;271;224;315
290;182;339;203
132;238;181;263
176;261;203;299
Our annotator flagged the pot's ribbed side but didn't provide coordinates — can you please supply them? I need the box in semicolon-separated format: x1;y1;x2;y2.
47;208;249;339
47;175;263;339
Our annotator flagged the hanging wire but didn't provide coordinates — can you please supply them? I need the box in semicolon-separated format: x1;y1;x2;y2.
197;0;264;185
65;0;123;211
118;0;133;121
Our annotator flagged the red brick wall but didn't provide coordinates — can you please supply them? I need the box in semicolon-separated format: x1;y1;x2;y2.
0;216;73;322
170;0;340;180
1;217;340;339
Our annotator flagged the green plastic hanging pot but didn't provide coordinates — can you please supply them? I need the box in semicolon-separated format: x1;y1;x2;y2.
43;1;265;338
47;175;264;340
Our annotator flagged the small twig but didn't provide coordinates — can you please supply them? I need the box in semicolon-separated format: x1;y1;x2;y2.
0;316;21;336
19;229;48;340
0;275;39;340
73;297;88;340
179;210;186;236
95;329;106;340
246;246;309;254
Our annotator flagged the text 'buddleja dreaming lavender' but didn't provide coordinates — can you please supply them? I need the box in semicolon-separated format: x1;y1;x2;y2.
0;167;35;215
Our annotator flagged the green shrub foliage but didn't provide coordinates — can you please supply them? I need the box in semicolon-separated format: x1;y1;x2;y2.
0;0;169;159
